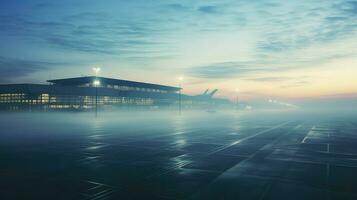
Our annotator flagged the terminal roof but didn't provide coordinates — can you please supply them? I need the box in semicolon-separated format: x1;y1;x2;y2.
47;76;181;91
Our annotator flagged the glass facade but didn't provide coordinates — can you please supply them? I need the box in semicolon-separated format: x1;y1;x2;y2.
0;92;158;110
0;77;228;111
0;93;26;103
78;83;172;94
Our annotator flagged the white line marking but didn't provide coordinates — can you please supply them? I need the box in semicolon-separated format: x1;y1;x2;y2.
302;126;315;143
209;121;291;155
327;143;330;153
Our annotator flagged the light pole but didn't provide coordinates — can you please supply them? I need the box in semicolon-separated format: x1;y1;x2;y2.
93;67;101;117
235;88;240;110
93;67;101;77
93;79;100;117
178;76;183;115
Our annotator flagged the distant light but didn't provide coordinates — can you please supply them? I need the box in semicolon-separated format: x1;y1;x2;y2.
93;80;100;86
268;99;298;108
178;76;184;81
93;67;101;75
235;88;240;93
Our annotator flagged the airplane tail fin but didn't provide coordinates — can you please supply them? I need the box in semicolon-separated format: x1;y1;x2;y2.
202;89;209;95
209;89;218;97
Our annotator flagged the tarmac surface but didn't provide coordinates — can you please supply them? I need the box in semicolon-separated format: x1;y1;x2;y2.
1;110;357;200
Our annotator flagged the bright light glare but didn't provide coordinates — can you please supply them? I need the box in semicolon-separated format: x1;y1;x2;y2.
235;88;240;93
93;67;101;75
178;76;184;81
93;80;100;86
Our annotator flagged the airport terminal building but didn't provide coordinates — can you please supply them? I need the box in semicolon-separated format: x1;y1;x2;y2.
0;76;230;111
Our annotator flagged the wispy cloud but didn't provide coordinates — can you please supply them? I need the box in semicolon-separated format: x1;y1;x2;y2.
254;1;357;54
187;51;351;79
188;62;276;79
0;11;173;57
279;81;310;88
246;77;291;82
1;1;353;59
198;6;220;14
0;0;356;99
0;56;61;83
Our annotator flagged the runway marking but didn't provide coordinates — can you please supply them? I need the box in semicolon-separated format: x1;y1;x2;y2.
258;182;273;200
148;121;292;178
208;121;292;155
301;126;315;144
80;180;116;200
326;162;331;200
265;157;357;168
327;143;330;153
208;124;301;172
188;122;310;199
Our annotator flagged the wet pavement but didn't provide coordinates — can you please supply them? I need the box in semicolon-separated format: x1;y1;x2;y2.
1;111;357;200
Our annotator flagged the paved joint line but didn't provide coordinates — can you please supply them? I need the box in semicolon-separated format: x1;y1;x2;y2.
208;121;292;155
189;122;306;199
302;126;315;144
327;143;330;153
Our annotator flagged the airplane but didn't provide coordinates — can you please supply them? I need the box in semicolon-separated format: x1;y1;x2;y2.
197;89;218;98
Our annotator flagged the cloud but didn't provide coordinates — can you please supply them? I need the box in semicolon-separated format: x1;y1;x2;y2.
0;56;59;83
279;81;309;88
335;1;357;16
2;1;353;60
164;3;189;11
0;12;172;57
246;76;291;82
198;6;219;14
187;50;351;80
253;1;357;54
33;3;55;9
188;62;275;79
62;12;109;22
0;0;356;88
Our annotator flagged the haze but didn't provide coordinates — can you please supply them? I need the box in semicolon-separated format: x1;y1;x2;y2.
0;0;356;106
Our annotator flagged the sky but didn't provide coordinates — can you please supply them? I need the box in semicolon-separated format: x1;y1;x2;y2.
0;0;356;103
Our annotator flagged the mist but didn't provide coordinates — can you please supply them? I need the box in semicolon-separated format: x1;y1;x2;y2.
1;0;357;199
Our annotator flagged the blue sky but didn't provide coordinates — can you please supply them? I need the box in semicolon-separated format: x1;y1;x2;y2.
0;0;356;101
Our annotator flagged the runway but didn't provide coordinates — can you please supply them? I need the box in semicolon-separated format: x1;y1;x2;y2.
1;111;356;199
